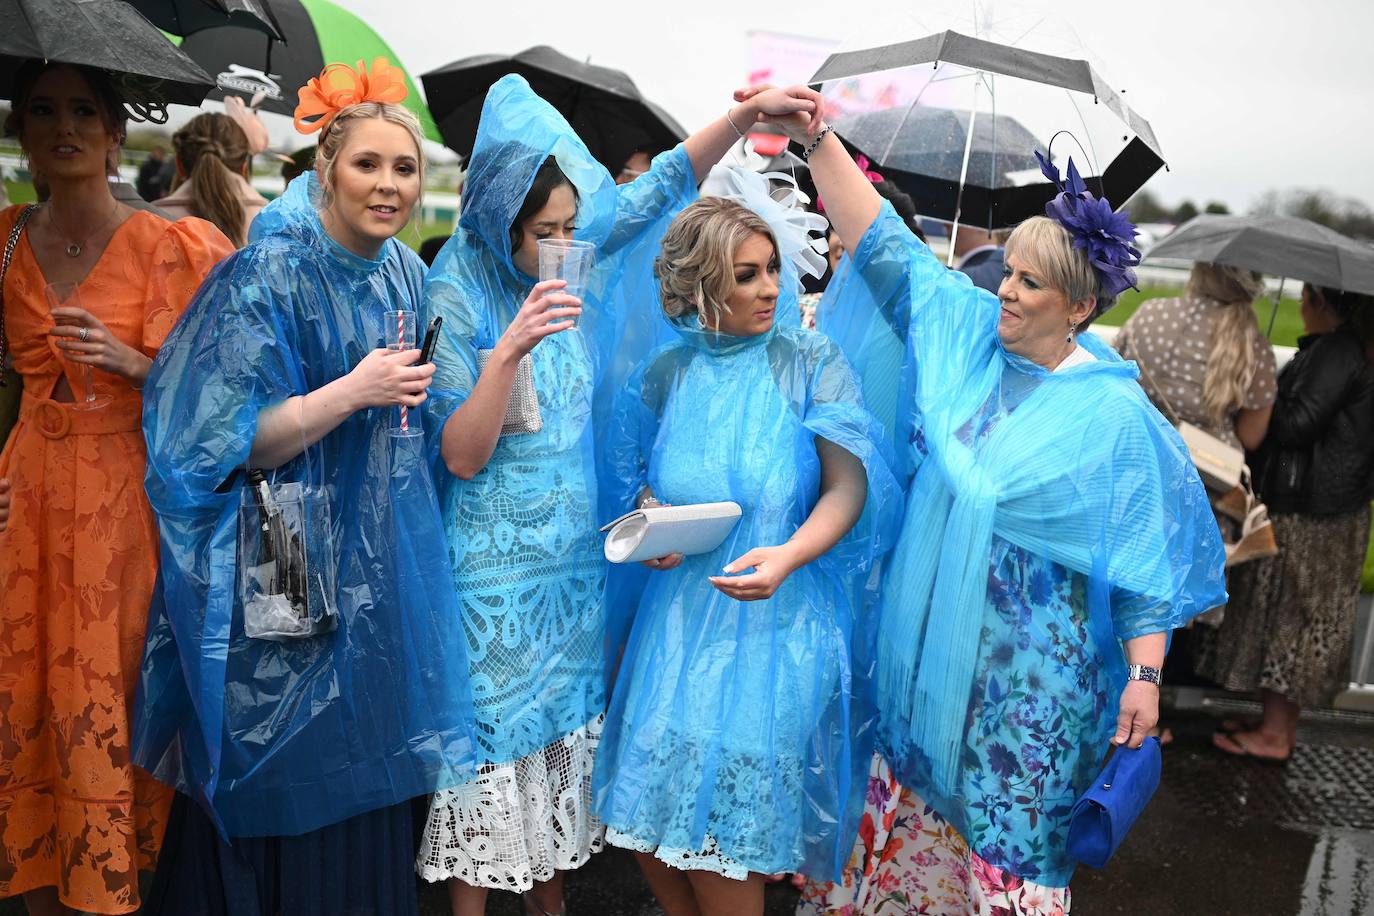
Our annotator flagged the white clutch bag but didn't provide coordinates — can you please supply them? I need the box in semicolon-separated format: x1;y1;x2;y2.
599;501;743;564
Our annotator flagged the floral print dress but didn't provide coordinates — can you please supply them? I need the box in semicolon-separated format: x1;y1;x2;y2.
800;350;1118;914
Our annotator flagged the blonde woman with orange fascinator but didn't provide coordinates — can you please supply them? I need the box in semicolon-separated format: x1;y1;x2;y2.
131;59;481;916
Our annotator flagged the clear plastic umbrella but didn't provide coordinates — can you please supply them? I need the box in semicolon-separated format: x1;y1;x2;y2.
809;3;1164;253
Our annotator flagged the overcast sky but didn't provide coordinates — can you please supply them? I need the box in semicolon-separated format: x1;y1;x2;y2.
329;0;1372;213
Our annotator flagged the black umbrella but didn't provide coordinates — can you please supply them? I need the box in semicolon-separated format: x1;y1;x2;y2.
0;0;215;110
125;0;283;40
808;29;1165;232
1145;214;1374;334
422;45;687;171
174;0;440;141
831;106;1042;228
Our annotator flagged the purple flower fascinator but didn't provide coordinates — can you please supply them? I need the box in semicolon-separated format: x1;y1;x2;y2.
1035;150;1141;299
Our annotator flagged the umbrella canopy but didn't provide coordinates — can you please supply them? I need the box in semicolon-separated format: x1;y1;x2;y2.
0;0;215;109
808;21;1164;230
1145;214;1374;296
174;0;439;142
422;45;687;171
831;105;1042;227
125;0;283;40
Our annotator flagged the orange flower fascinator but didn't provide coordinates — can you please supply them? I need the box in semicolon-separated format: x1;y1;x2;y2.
293;57;409;135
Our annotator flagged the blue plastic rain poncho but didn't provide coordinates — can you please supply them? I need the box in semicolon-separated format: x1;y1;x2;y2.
419;74;696;767
132;176;477;837
818;202;1226;884
591;173;904;882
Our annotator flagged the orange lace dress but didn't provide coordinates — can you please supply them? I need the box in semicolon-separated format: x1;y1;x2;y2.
0;207;231;913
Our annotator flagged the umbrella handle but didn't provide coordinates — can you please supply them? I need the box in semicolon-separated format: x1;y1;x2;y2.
1266;276;1286;338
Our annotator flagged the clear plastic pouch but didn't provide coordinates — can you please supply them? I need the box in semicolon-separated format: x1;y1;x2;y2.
237;403;338;640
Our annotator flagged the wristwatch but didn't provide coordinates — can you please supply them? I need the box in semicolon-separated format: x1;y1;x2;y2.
1127;664;1162;687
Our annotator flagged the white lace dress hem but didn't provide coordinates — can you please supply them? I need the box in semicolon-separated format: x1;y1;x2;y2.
604;827;751;881
417;714;606;891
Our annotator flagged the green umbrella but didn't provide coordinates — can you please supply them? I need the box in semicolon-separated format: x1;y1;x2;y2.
172;0;439;143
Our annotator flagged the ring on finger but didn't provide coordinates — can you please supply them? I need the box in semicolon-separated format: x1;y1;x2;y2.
79;327;90;342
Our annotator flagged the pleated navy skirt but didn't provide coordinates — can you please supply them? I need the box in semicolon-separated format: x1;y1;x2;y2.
146;793;420;916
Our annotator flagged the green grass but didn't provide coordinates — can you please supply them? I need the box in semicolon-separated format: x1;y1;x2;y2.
1096;285;1305;348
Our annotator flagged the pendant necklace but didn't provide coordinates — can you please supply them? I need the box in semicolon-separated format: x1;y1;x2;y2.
46;198;119;258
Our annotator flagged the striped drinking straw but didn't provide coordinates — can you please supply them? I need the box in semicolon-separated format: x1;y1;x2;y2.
398;310;409;434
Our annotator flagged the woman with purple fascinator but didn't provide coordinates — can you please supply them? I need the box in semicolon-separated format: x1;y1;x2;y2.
742;87;1227;913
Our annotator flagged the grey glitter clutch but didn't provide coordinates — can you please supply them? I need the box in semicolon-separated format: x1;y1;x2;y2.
476;348;543;436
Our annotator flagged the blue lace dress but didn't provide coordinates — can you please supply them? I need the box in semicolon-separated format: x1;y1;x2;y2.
417;74;696;890
593;319;900;881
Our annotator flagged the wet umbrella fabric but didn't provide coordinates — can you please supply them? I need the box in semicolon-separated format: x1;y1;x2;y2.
422;45;687;171
124;0;283;39
173;0;440;142
1145;214;1374;297
831;106;1041;227
809;29;1165;229
0;0;214;107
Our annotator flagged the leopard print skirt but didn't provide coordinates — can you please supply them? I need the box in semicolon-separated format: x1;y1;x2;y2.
1201;508;1370;707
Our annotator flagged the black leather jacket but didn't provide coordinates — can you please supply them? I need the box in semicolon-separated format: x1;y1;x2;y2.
1251;323;1374;515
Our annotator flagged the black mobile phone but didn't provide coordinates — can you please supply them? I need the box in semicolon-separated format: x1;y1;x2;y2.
419;316;443;364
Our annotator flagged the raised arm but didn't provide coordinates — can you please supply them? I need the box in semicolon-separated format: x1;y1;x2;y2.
734;85;881;254
683;85;825;185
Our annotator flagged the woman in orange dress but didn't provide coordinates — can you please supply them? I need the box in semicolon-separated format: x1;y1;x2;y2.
0;61;232;915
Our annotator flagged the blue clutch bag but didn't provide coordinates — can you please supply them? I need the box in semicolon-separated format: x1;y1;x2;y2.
1066;736;1161;868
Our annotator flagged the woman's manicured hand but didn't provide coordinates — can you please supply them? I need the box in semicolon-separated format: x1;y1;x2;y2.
1112;680;1160;749
345;347;435;409
497;279;582;360
733;84;825;135
708;544;801;601
0;478;10;531
49;306;151;383
641;553;684;571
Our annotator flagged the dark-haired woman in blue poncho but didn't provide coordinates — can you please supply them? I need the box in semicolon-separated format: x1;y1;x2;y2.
733;91;1229;914
133;63;479;916
416;75;829;916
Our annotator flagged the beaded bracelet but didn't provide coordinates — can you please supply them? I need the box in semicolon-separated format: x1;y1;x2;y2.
802;124;834;160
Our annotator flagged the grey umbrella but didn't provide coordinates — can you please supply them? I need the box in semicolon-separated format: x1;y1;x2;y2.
1145;214;1374;333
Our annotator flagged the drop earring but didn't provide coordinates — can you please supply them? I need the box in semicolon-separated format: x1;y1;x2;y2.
1066;321;1077;343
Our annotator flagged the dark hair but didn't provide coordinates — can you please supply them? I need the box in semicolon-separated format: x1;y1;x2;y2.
419;235;447;267
873;180;926;243
509;157;576;252
3;60;129;145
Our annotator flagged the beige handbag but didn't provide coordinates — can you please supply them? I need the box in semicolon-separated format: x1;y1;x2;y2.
1126;339;1243;492
1126;339;1276;566
476;348;542;436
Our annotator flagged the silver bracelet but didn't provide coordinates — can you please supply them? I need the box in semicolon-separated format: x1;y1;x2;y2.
1127;664;1162;687
802;124;834;160
725;107;748;140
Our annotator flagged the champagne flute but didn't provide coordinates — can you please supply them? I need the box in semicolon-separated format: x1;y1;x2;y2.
44;282;112;411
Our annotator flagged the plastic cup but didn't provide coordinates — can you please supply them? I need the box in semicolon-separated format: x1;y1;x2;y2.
537;238;596;301
383;309;422;439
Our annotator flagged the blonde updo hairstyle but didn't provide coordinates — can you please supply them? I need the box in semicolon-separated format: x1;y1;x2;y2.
1004;215;1113;326
656;197;778;327
172;112;252;246
1187;262;1266;423
313;101;425;214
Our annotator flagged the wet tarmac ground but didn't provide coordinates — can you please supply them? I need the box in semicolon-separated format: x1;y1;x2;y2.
4;690;1370;915
418;690;1374;916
